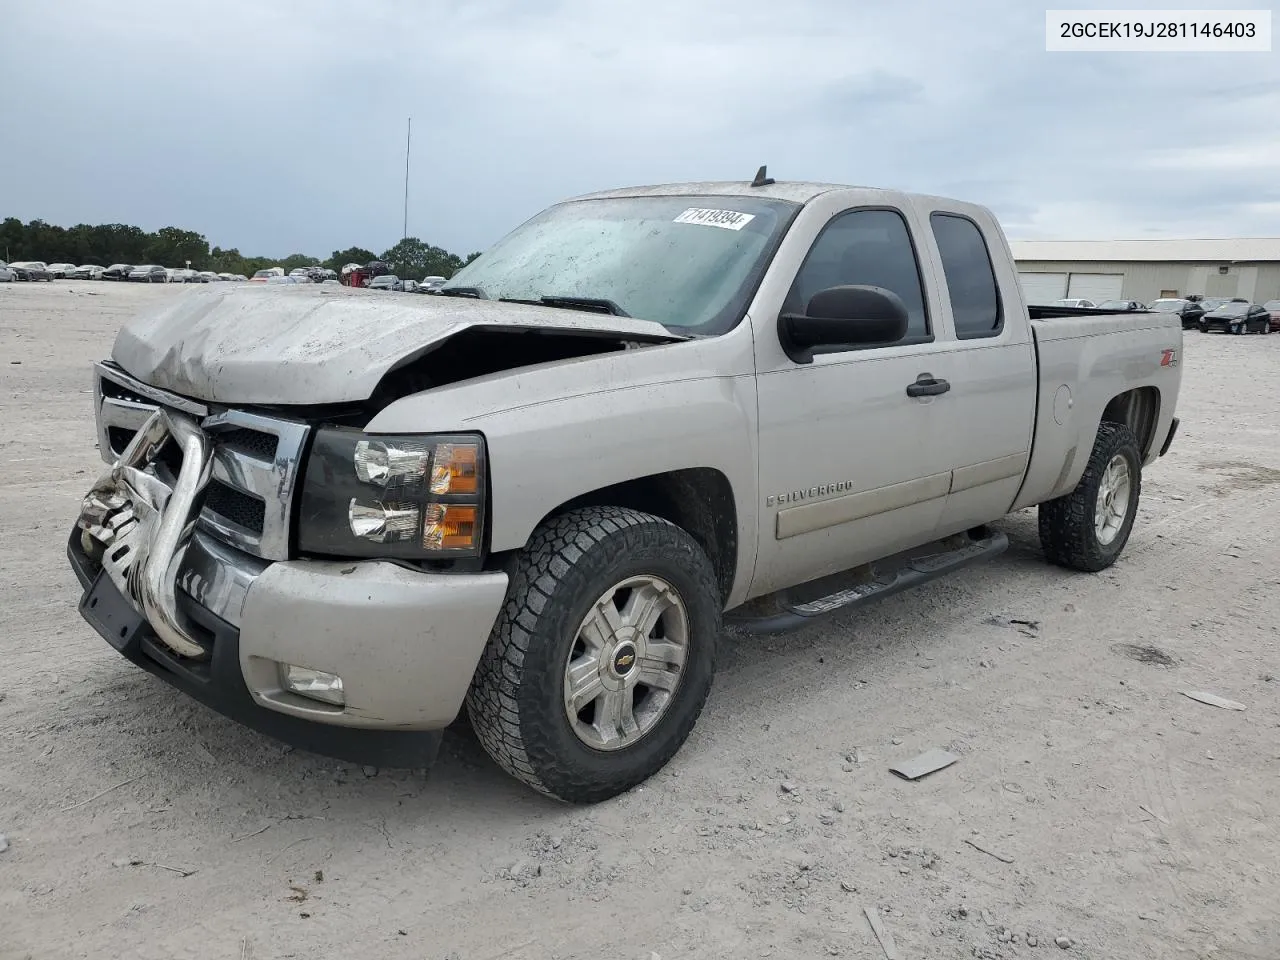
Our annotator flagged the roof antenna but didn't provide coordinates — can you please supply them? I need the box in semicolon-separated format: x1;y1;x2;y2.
750;164;775;187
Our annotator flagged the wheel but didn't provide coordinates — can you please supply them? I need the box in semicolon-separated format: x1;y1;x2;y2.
1233;322;1245;335
466;506;720;803
1038;422;1142;572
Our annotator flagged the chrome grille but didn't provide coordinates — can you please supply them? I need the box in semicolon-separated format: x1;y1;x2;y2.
93;361;310;561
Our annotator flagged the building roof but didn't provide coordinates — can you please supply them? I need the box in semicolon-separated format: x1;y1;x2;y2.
1010;238;1280;263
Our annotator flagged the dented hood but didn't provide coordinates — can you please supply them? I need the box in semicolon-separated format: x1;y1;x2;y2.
111;284;682;405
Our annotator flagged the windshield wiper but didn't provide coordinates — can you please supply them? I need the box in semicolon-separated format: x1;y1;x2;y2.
437;286;488;299
499;295;630;317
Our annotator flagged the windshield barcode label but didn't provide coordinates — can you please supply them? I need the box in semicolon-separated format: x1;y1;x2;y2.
673;208;756;230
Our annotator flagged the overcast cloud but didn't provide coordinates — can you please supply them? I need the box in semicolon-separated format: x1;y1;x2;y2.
1;0;1277;257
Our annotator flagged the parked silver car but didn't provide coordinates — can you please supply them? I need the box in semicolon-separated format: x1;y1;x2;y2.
73;265;105;280
0;260;16;282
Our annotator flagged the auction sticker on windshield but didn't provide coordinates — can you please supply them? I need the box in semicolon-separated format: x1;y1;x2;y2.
673;208;756;230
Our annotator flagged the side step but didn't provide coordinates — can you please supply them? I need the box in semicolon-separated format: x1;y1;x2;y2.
725;527;1009;635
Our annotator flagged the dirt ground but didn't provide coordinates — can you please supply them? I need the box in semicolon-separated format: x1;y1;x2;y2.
2;280;1278;960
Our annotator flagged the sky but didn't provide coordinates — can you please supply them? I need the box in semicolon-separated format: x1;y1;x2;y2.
1;0;1278;259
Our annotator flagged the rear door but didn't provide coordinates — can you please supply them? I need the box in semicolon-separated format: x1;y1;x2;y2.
1018;272;1067;305
918;203;1038;535
1067;272;1123;303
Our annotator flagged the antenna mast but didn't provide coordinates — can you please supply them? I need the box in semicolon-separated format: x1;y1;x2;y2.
403;116;412;241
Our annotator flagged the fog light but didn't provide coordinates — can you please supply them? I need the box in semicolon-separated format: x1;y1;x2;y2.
279;664;346;706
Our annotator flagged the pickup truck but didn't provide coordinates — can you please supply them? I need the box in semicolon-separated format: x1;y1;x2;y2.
68;172;1183;804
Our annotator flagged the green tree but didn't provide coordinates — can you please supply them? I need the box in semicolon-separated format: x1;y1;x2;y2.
145;226;210;267
280;253;320;274
380;237;466;281
324;246;377;271
465;250;483;265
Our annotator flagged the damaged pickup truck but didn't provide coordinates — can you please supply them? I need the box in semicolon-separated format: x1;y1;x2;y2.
69;173;1183;803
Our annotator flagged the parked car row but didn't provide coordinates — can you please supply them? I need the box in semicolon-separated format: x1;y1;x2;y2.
362;273;448;294
2;261;55;281
0;260;254;284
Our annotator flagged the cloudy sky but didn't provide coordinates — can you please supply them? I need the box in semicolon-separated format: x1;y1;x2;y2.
2;0;1277;259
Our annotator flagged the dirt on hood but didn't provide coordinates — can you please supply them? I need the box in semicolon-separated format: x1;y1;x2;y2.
109;284;683;406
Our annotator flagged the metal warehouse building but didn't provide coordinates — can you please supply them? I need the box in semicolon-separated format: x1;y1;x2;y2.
1010;238;1280;306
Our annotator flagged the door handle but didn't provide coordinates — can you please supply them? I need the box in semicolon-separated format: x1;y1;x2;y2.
906;375;951;398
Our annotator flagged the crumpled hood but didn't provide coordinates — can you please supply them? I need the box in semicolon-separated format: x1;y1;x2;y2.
111;284;682;405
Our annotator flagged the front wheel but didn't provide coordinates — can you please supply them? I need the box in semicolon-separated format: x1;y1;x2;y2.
466;506;721;803
1234;322;1245;335
1038;422;1142;572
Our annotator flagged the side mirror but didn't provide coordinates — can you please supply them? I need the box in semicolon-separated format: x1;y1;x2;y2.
778;285;910;364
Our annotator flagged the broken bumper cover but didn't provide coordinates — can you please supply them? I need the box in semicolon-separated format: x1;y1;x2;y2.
68;407;509;767
68;530;509;766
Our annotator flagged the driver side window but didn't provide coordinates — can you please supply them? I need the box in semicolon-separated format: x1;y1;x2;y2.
784;208;930;341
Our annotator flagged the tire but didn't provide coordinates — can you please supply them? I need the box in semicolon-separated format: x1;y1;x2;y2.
1038;422;1142;573
466;506;721;804
1234;322;1245;335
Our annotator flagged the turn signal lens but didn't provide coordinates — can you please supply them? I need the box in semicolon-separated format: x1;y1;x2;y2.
423;503;478;551
429;442;479;495
348;499;420;542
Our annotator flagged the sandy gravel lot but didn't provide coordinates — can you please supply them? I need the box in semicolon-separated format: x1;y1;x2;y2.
2;280;1278;960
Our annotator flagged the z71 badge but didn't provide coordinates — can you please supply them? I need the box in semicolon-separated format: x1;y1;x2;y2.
1160;348;1178;367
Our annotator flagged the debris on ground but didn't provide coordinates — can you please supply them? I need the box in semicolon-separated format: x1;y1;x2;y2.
287;885;309;903
1181;690;1246;711
1055;935;1075;949
1138;804;1169;825
963;837;1014;864
889;748;959;781
863;906;899;960
0;833;9;854
1113;643;1177;666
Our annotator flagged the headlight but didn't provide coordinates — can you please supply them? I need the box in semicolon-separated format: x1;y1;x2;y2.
297;428;487;559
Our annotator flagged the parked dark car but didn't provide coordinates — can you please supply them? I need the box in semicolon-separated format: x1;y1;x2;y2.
102;263;134;281
1263;300;1280;333
127;264;168;283
1199;301;1271;335
1096;299;1147;312
10;261;54;281
1148;298;1205;329
1196;296;1247;312
367;274;403;291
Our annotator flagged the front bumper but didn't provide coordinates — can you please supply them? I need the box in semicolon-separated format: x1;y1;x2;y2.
69;407;510;767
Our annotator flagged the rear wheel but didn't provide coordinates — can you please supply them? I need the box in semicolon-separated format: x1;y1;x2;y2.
1038;422;1142;572
466;506;721;803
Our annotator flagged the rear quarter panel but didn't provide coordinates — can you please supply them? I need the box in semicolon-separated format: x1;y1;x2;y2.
1013;312;1182;510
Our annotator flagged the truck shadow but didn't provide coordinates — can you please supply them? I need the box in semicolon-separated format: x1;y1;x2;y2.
58;514;1071;841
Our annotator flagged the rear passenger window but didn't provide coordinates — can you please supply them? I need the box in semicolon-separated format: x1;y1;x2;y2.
785;209;929;343
930;213;1002;339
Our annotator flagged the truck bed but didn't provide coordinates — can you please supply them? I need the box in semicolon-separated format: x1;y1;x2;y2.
1012;306;1182;513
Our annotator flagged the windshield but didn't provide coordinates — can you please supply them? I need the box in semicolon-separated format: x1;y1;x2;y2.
1264;301;1280;310
1149;300;1183;311
442;195;800;334
1213;302;1249;316
252;269;276;278
1097;300;1129;310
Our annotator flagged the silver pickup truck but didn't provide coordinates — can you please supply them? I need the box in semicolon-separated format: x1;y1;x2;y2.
69;173;1183;803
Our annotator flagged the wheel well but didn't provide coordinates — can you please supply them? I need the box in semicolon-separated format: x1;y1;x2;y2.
532;469;738;603
1101;387;1161;457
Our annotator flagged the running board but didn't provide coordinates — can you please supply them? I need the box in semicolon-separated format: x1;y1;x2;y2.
725;528;1009;635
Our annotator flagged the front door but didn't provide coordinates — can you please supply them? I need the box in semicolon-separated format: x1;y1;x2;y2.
750;204;959;597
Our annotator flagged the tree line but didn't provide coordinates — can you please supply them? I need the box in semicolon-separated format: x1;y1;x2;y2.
0;218;484;281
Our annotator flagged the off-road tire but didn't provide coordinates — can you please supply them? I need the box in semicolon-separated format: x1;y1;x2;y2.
466;506;721;803
1038;422;1142;572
